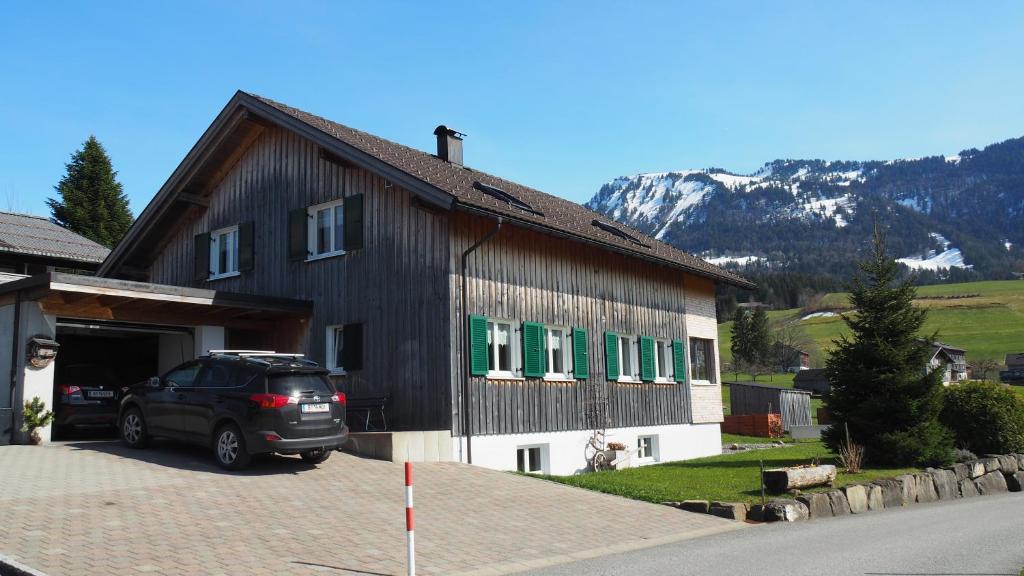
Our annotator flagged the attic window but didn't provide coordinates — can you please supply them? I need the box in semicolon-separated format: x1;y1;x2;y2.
473;181;544;217
592;219;649;248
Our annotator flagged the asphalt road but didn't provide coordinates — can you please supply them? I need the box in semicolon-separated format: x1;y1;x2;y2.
525;492;1024;576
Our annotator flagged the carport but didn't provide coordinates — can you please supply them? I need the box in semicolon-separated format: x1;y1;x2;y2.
1;271;312;444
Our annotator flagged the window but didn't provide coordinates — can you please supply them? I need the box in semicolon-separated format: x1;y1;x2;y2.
516;445;546;473
654;339;674;382
326;325;345;374
544;326;571;379
487;319;520;378
618;334;639;381
690;338;716;383
307;199;345;259
164;363;201;388
209;226;239;279
194;364;232;388
636;435;659;461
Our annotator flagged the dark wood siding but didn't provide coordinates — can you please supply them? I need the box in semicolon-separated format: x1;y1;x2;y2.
449;212;709;437
148;127;452;432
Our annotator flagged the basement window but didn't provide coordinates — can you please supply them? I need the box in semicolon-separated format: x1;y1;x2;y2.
473;181;544;217
516;445;546;474
637;435;659;461
592;219;649;248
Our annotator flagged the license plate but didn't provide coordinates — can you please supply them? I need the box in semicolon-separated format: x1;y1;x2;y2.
89;391;114;398
301;403;330;413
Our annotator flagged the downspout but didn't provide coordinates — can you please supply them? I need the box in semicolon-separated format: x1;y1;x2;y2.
459;216;502;464
8;291;22;442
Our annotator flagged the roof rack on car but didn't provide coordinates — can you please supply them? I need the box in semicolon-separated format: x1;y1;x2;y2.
208;350;276;355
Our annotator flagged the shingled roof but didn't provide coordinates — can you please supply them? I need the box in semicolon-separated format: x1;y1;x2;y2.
246;93;752;288
0;211;109;264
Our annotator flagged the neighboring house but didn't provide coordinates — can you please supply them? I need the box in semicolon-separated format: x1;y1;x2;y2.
0;211;109;276
773;342;810;372
3;92;753;473
793;368;830;394
736;301;770;310
1001;353;1024;383
928;341;969;384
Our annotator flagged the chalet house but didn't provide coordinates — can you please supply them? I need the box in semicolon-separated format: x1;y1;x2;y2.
772;342;810;372
0;211;109;277
1000;353;1024;383
793;368;829;394
927;341;968;384
1;92;752;473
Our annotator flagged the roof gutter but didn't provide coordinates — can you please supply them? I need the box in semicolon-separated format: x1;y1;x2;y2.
7;290;21;441
451;202;755;290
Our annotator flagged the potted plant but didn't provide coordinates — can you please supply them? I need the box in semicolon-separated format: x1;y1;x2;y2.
603;441;632;470
21;396;54;445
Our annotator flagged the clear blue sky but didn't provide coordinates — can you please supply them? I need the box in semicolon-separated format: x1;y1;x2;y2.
3;1;1024;217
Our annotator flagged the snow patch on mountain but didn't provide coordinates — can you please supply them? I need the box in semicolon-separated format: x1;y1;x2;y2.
703;255;765;266
800;194;854;227
896;233;971;271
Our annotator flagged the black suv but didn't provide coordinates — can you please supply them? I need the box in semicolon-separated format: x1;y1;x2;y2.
119;352;348;470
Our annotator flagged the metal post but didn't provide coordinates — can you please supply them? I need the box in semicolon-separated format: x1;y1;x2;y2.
405;462;415;576
759;459;766;506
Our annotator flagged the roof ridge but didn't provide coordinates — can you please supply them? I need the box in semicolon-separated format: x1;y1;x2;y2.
0;210;49;221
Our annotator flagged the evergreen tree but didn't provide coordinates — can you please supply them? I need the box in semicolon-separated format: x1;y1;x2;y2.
730;308;751;370
748;306;771;365
823;227;953;467
47;136;133;248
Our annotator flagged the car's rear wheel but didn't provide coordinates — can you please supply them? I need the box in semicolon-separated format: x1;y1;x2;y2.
300;447;332;464
120;408;149;448
214;424;251;470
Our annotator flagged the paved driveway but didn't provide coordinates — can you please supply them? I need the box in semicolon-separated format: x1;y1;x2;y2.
0;440;743;575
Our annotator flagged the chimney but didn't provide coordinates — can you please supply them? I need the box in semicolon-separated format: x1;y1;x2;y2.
434;125;464;166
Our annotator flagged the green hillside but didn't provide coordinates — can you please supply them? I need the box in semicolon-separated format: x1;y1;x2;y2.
720;280;1024;366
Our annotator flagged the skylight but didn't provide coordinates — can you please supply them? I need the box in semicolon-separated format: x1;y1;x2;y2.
473;181;544;217
592;219;649;248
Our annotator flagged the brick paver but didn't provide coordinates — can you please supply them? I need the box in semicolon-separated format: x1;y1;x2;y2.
0;440;744;575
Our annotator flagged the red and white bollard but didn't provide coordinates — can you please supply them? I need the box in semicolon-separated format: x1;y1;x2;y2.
405;461;415;576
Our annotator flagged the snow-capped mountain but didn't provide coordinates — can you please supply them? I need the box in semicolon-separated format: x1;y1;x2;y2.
586;136;1024;282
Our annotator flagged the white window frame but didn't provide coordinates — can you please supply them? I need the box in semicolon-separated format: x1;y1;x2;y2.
486;318;521;379
208;225;240;280
516;444;548;474
306;198;346;261
636;435;659;462
543;325;572;381
689;337;716;385
325;325;346;375
654;339;674;382
617;334;640;382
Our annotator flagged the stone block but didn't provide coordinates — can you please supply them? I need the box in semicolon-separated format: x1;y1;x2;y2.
947;463;970;482
1005;471;1024;492
797;493;833;518
1016;454;1024;470
974;471;1008;495
680;500;710;514
827;489;851;515
927;468;958;500
965;460;987;479
994;454;1019;474
866;484;885;511
871;479;905;508
914;473;939;503
761;499;809;522
896;474;918;503
710;502;748;521
959;478;980;498
979;457;1000;473
844;484;869;513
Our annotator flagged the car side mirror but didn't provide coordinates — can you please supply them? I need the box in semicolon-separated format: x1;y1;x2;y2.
147;376;162;388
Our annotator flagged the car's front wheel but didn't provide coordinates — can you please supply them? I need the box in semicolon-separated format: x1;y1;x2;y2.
120;408;150;449
214;424;251;471
300;448;332;464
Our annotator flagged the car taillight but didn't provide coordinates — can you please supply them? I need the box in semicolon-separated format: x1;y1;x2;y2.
60;385;81;395
249;393;298;409
331;392;346;405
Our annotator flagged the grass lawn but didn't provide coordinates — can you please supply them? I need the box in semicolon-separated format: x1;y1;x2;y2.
720;432;793;445
540;441;916;505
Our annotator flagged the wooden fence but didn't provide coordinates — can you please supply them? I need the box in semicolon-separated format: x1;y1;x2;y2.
727;382;812;431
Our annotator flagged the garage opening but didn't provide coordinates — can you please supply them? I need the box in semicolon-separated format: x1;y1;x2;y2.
52;320;193;440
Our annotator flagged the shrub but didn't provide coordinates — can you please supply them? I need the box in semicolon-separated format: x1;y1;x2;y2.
941;381;1024;455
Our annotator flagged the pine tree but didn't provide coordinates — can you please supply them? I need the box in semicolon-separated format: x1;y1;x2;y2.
47;136;133;248
823;226;953;467
748;306;771;365
730;308;750;376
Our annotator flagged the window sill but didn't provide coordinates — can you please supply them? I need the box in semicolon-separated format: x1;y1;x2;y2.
617;377;640;383
691;379;716;386
543;376;575;383
207;271;240;282
305;251;346;263
486;374;525;381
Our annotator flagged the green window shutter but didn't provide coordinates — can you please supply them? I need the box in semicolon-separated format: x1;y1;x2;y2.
469;315;489;376
522;322;545;378
604;332;619;381
572;328;589;379
640;336;655;382
673;339;686;383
